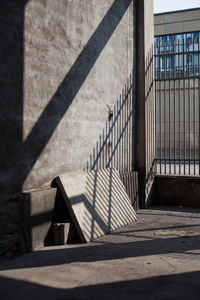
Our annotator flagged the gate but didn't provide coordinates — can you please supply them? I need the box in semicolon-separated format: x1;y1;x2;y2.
155;38;200;175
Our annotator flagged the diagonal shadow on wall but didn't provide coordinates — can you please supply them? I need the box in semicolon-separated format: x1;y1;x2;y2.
0;0;133;258
0;0;132;192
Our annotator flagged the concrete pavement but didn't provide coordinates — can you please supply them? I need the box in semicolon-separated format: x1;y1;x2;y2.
0;207;200;299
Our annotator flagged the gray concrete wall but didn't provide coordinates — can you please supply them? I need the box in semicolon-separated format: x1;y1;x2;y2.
0;0;138;258
135;0;155;207
0;0;135;194
0;188;59;258
155;8;200;36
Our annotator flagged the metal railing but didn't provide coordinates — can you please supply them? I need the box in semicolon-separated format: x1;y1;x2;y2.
155;39;200;176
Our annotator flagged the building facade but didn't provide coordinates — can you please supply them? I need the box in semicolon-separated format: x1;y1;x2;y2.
155;8;200;78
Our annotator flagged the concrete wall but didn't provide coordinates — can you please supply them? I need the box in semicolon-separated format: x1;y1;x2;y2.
155;8;200;36
0;0;135;194
0;0;155;257
135;0;155;207
0;0;138;257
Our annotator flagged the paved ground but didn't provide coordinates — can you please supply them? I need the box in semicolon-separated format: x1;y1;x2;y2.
0;206;200;299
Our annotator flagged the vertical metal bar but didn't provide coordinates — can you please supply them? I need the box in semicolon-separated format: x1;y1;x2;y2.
130;75;132;173
129;75;131;173
119;95;122;172
127;78;129;172
96;141;98;170
116;99;119;171
99;134;102;169
147;53;150;177
106;121;108;168
159;42;162;174
164;41;167;174
90;154;92;171
193;39;195;175
178;40;181;174
174;40;176;174
155;44;157;171
145;54;148;176
113;104;116;168
145;53;150;175
151;46;153;176
198;39;200;175
183;39;186;175
151;45;154;174
188;39;191;175
110;104;112;168
169;40;171;174
122;89;124;173
125;82;127;173
93;147;95;171
131;73;133;172
125;81;128;172
155;48;157;171
125;82;128;173
153;45;155;174
102;128;105;169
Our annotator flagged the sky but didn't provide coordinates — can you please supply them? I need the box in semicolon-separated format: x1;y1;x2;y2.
154;0;200;13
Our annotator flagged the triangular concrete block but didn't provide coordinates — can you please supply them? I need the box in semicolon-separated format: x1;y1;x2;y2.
56;168;137;242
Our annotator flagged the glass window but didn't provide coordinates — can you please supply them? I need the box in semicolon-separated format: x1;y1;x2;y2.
154;31;200;77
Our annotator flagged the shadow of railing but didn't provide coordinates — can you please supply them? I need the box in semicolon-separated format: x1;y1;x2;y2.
145;45;156;200
82;168;137;241
84;73;138;207
85;74;133;173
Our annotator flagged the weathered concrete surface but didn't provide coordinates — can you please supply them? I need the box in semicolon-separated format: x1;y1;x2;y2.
153;176;200;208
0;0;135;193
0;207;200;299
23;187;58;251
0;193;24;259
135;0;155;207
0;187;70;259
0;0;137;259
56;168;137;242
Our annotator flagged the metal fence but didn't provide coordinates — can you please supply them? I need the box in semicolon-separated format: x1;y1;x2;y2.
84;73;139;207
155;40;200;175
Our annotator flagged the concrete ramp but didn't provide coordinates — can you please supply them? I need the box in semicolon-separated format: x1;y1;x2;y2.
56;168;137;242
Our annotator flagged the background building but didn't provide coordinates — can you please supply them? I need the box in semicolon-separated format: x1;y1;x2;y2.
155;8;200;78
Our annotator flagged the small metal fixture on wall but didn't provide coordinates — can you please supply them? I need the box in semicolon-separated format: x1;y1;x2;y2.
107;104;113;121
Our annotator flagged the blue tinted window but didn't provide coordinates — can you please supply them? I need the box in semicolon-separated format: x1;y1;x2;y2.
154;31;200;77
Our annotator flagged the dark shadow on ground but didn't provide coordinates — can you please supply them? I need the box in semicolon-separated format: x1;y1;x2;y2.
141;206;200;219
146;206;200;214
0;271;200;300
1;233;200;270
